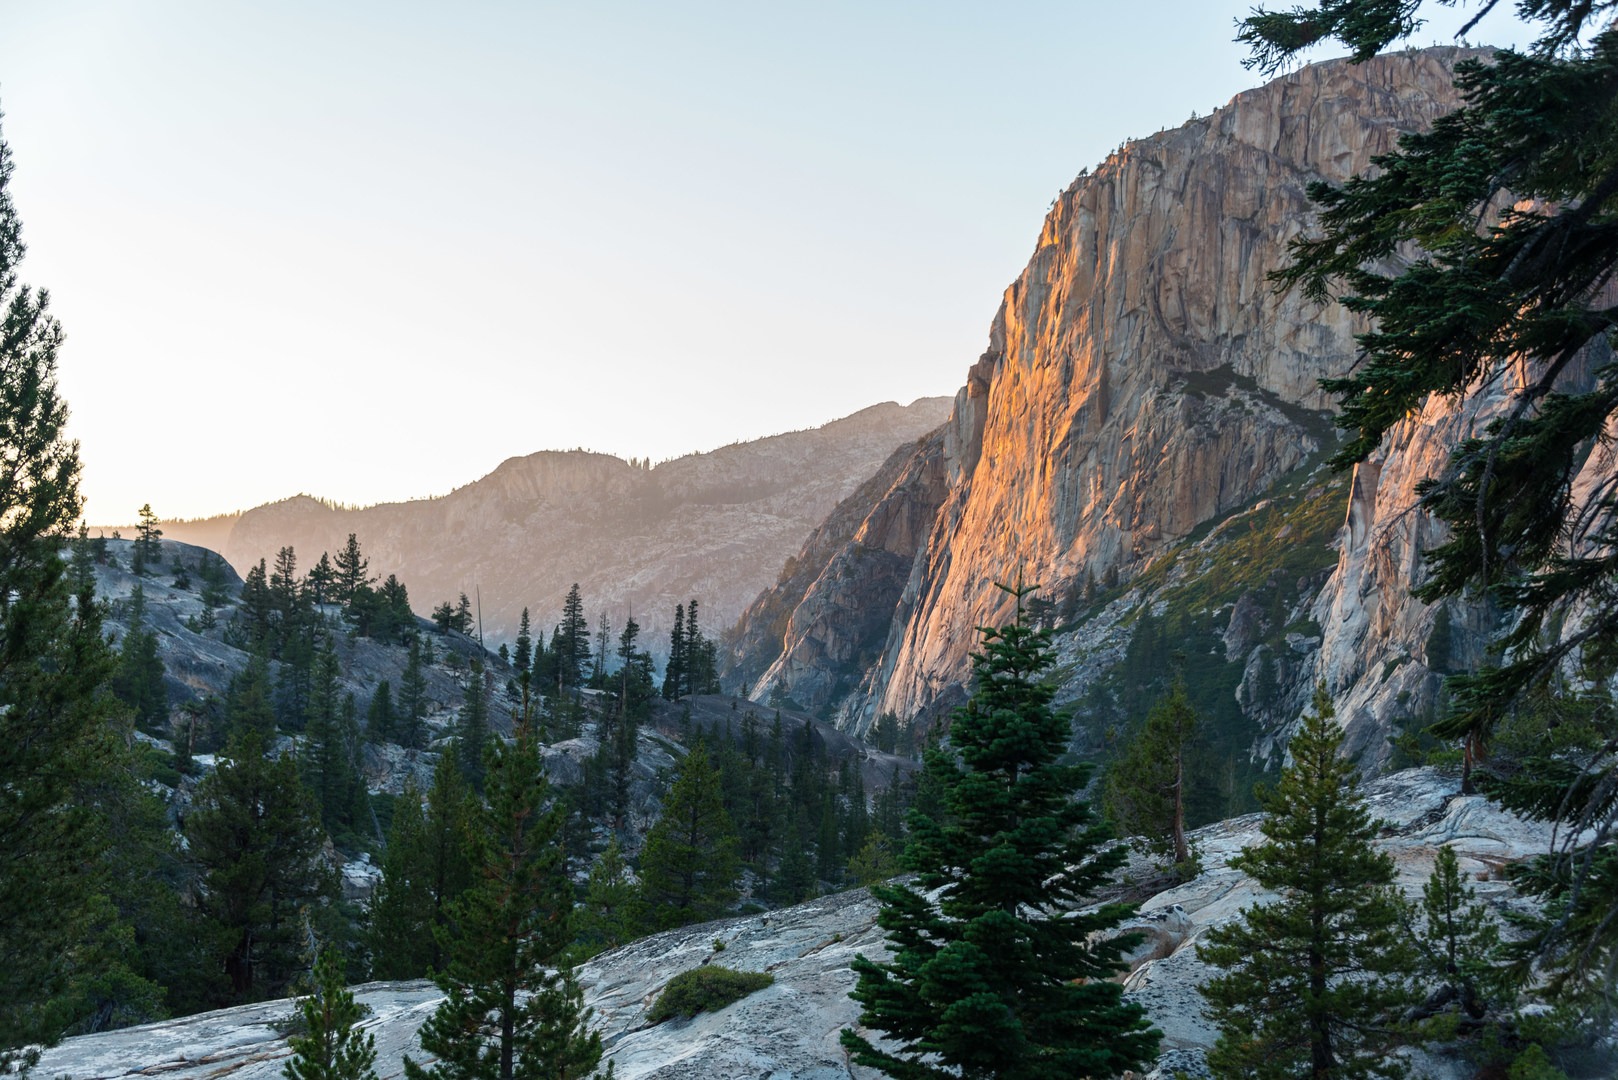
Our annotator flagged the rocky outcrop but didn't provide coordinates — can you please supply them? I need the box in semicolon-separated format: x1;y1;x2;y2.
36;768;1582;1080
728;50;1487;746
161;400;951;664
720;427;952;714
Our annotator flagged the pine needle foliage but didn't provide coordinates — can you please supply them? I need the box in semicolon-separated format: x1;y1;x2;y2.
1103;676;1201;868
0;107;129;1071
283;947;378;1080
403;698;606;1080
1197;686;1418;1080
841;584;1159;1080
636;746;740;931
1235;0;1618;1008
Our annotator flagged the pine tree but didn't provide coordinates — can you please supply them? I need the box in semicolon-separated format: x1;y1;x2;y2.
304;641;366;841
239;559;275;650
577;839;638;957
306;552;337;609
366;680;396;744
369;756;477;980
841;584;1160;1080
557;583;589;690
637;746;740;930
403;702;605;1080
283;946;379;1080
1197;685;1418;1080
399;635;429;749
224;651;278;742
369;778;432;981
872;711;900;754
1234;0;1618;977
1103;676;1201;868
0;159;126;1056
682;598;718;695
270;545;303;634
661;603;686;700
334;534;370;605
198;548;233;609
513;607;533;673
132;502;162;576
112;582;169;729
187;729;336;1001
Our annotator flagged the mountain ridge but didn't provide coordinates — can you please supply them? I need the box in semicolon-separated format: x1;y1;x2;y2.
161;398;954;657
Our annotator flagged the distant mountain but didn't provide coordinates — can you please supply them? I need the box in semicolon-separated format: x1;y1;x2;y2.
162;399;952;659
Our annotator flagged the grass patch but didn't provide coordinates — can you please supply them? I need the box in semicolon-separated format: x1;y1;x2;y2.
647;965;774;1023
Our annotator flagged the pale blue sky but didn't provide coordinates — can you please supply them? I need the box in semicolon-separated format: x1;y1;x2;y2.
0;1;1529;522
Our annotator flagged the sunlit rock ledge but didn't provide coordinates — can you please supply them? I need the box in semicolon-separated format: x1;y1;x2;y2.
35;768;1563;1080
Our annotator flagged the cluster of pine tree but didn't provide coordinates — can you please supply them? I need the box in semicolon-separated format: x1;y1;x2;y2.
660;598;719;699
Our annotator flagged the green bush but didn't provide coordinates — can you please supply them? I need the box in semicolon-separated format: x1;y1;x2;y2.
646;965;773;1023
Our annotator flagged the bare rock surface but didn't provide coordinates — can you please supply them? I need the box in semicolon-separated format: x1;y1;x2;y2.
729;50;1478;735
720;49;1597;774
35;768;1559;1080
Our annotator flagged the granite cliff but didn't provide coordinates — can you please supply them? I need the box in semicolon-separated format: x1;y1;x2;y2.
724;48;1510;773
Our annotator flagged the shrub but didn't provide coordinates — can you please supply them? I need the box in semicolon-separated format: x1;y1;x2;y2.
647;965;773;1023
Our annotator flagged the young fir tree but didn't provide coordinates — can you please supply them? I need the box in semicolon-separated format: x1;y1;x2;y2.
283;946;379;1080
1197;685;1418;1080
841;584;1160;1080
187;728;336;1001
369;755;478;980
1412;845;1506;1032
112;582;169;729
637;745;740;930
1103;675;1200;869
403;697;606;1080
577;838;638;957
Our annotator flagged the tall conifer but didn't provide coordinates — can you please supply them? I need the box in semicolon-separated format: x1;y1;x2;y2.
637;746;739;930
842;584;1159;1079
1197;686;1418;1079
0;113;128;1063
404;696;605;1080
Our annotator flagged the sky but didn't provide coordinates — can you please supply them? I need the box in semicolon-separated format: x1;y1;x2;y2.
0;1;1532;524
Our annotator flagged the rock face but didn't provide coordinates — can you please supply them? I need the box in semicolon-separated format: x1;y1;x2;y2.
35;768;1574;1080
162;400;951;662
725;50;1500;754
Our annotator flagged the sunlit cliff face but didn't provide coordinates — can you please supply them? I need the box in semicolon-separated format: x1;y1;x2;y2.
735;50;1483;731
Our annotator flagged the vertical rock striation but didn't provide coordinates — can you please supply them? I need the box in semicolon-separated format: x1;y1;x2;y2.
728;49;1488;747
